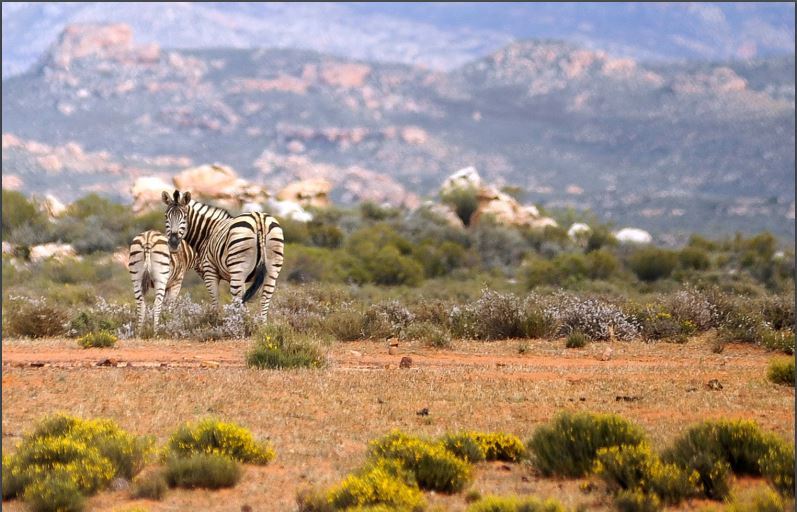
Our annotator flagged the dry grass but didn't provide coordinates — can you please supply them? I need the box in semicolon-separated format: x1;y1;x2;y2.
2;335;793;511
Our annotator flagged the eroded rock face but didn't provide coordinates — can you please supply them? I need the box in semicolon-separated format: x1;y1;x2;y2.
30;243;77;263
42;194;67;218
48;23;160;68
615;227;653;244
276;178;332;208
172;164;269;210
131;176;173;213
440;166;482;194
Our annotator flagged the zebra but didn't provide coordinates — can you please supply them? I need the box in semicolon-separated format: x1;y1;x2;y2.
128;230;196;330
161;190;284;322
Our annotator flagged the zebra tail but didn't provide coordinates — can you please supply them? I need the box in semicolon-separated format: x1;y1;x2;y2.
242;227;266;303
141;249;151;295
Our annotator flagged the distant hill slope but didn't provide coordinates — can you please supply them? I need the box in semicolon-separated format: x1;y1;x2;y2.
2;25;794;242
2;2;794;77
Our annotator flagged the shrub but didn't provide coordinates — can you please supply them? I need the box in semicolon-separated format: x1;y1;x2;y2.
520;297;559;339
246;323;326;370
466;495;566;512
586;249;619;279
368;431;471;492
662;419;790;499
22;470;85;512
759;441;795;496
628;248;678;282
594;444;699;505
527;411;647;477
323;459;426;511
4;296;68;338
370;246;425;286
662;289;717;331
566;331;589;348
362;300;415;340
164;453;241;489
727;485;791;512
131;470;168;500
679;247;711;270
759;294;795;331
323;308;364;341
449;290;524;340
546;293;639;341
523;256;559;289
441;432;525;463
767;358;795;386
441;186;479;226
77;330;117;348
612;489;661;512
760;329;795;354
403;321;451;348
3;414;153;505
166;418;274;464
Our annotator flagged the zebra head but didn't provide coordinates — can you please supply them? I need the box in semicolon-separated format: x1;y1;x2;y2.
162;190;191;252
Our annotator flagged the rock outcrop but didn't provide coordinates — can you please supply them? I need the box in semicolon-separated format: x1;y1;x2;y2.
276;178;332;208
48;23;160;69
172;164;269;210
567;222;592;241
30;243;77;263
131;176;173;213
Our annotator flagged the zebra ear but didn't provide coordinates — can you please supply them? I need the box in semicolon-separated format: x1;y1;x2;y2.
162;191;172;205
181;191;192;205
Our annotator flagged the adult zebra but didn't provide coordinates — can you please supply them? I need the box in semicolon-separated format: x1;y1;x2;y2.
161;190;284;321
128;230;196;330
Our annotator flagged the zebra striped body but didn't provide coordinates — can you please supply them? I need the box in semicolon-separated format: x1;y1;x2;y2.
128;230;196;330
162;191;284;321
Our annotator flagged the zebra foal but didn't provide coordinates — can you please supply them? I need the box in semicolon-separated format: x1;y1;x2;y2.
161;190;284;322
128;230;196;330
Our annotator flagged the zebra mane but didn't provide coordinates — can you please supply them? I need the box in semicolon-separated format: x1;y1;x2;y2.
188;199;233;219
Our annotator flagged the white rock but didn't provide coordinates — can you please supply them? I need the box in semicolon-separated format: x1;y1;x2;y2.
614;227;653;244
43;194;67;218
270;200;314;223
30;243;77;263
568;223;592;239
131;176;173;213
440;166;482;194
2;241;13;255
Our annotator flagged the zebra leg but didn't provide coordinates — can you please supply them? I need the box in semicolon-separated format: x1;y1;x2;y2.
135;292;146;328
229;275;247;304
259;221;284;322
165;281;182;303
202;270;221;310
152;279;167;332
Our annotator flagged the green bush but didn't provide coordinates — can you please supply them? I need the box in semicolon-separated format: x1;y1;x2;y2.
166;418;274;464
520;306;558;339
449;290;524;340
466;495;566;512
131;470;168;500
628;248;678;282
369;246;425;286
4;296;68;338
586;249;619;279
767;358;795;386
527;411;647;477
246;323;326;370
368;431;471;492
759;441;795;496
594;444;699;505
727;485;791;512
679;247;711;270
403;321;451;348
612;488;661;512
441;186;479;226
22;470;86;512
322;308;364;341
565;331;589;348
77;330;117;348
164;453;241;489
761;329;795;354
523;256;559;289
441;433;486;463
662;419;791;499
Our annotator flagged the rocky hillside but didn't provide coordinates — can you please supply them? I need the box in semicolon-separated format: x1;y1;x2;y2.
2;24;794;242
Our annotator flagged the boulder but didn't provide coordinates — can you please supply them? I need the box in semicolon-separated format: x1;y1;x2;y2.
440;166;482;195
614;227;652;244
30;243;77;263
131;176;173;213
568;222;592;242
276;178;332;208
2;241;13;255
471;185;557;230
417;201;464;229
42;194;67;219
172;164;269;210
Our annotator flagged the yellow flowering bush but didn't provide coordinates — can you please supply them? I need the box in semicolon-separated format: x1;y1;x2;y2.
466;495;566;512
367;430;471;492
2;413;153;506
246;324;326;369
759;441;795;496
77;330;117;348
594;443;699;505
21;469;86;512
166;418;275;464
612;488;661;512
442;432;526;463
326;460;426;511
527;411;647;477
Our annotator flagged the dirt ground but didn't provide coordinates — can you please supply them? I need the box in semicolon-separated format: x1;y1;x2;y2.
2;335;793;511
